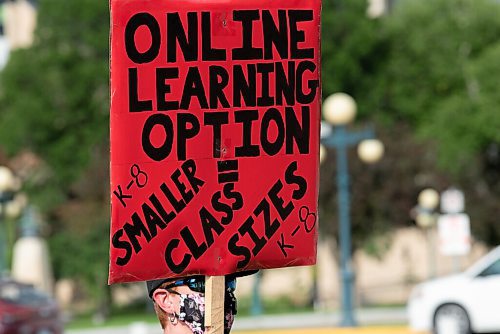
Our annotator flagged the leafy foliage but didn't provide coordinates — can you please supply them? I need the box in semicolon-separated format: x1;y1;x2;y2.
0;0;109;193
0;0;110;313
319;122;450;254
2;0;500;313
319;0;500;251
376;0;500;172
321;0;385;117
319;0;426;254
370;0;500;245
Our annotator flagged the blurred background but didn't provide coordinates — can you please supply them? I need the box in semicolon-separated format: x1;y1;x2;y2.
0;0;499;333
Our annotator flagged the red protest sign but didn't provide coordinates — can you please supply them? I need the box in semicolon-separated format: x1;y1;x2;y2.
109;0;321;284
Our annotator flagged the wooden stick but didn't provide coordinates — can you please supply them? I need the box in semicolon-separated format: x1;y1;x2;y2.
204;275;225;334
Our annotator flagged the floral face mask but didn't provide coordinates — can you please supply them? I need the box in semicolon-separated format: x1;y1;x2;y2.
176;289;237;334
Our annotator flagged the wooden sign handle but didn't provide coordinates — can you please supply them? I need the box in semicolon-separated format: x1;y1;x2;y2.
205;276;225;334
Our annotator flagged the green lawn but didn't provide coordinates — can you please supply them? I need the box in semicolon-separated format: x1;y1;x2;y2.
66;311;158;329
66;295;314;329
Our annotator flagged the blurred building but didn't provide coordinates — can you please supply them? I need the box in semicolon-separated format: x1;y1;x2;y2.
11;207;54;296
108;228;490;312
0;0;37;69
233;228;489;309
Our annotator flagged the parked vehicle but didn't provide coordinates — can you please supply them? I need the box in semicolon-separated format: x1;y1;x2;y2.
407;246;500;334
0;278;63;334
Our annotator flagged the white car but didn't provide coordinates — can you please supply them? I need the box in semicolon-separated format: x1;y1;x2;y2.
407;246;500;334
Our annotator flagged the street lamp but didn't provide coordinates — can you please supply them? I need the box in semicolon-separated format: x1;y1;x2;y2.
415;188;440;278
320;93;384;327
0;165;21;275
251;270;263;315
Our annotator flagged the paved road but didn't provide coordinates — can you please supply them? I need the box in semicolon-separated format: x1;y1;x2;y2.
67;308;415;334
235;327;418;334
69;324;418;334
234;307;407;330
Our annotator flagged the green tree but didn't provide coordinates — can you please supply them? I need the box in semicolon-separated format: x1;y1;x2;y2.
319;0;500;254
376;0;500;171
319;0;427;256
0;0;109;197
371;0;500;245
0;0;110;315
321;0;385;117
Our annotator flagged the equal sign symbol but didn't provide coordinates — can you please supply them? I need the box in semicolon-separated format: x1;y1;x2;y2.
217;160;239;184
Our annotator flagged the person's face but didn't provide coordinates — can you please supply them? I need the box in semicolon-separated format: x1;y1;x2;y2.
153;279;237;334
153;285;200;334
169;285;198;316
